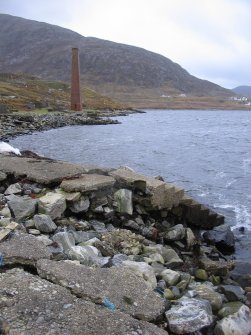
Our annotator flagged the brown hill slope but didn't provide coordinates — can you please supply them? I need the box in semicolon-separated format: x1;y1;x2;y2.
0;73;126;111
0;14;233;107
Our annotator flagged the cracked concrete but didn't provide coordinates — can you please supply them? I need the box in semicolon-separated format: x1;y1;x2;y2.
37;259;166;321
0;268;168;335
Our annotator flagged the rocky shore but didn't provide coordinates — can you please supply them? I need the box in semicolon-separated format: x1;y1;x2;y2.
0;109;140;141
0;153;251;335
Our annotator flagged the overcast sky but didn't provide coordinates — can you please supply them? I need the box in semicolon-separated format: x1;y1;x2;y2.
1;0;250;88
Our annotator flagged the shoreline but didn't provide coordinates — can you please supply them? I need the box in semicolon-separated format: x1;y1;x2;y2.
0;151;251;335
0;109;144;141
0;153;251;334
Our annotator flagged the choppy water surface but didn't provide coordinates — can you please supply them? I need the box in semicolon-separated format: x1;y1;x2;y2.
10;109;251;236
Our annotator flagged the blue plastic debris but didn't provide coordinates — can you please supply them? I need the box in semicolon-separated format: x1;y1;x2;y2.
154;287;164;296
0;254;4;267
102;298;116;311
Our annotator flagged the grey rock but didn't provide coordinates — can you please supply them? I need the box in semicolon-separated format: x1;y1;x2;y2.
186;227;196;249
69;196;90;213
67;245;107;267
230;261;251;288
38;192;66;219
0;171;7;181
28;228;41;235
0;233;51;265
219;285;246;302
0;267;168;335
218;301;244;318
90;220;107;233
214;304;251;335
111;253;129;266
4;182;22;195
161;269;180;286
37;259;165;321
198;256;234;276
35;234;53;246
163;224;186;241
0;205;11;218
143;244;183;268
122;260;157;289
193;284;223;312
52;231;75;251
33;214;57;233
203;224;235;252
114;189;133;215
72;230;100;244
6;194;37;222
165;297;213;334
123;220;140;231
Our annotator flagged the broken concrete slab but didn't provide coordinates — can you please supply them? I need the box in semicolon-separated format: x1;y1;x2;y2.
37;259;165;321
0;233;52;266
0;156;107;185
60;174;115;193
110;167;184;209
0;268;168;335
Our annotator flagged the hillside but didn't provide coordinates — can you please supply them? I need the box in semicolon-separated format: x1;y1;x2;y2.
232;86;251;97
0;73;127;112
0;14;235;108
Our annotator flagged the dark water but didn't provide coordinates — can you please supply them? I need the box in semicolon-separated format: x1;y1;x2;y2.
10;109;251;258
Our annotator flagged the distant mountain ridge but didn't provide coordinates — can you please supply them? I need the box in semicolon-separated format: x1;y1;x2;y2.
0;14;233;106
232;86;251;97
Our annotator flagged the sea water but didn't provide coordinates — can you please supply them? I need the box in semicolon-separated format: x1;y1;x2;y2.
10;109;251;239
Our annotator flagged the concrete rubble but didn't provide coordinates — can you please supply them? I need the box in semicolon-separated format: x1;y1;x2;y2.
0;154;250;335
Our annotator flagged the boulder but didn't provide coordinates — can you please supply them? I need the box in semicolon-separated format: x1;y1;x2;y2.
0;233;51;265
52;231;75;251
67;245;108;267
218;301;244;319
4;182;22;195
198;256;234;276
186;227;196;249
161;269;180;286
90;220;107;233
6;194;37;222
230;261;251;288
143;244;183;268
163;224;186;241
0;267;168;335
214;304;251;335
69;196;90;213
219;285;246;302
38;192;66;219
114;189;133;215
193;284;223;312
165;297;213;334
71;230;100;244
0;171;6;181
35;234;53;246
122;260;157;289
33;214;57;233
195;269;208;281
203;224;235;253
37;259;166;322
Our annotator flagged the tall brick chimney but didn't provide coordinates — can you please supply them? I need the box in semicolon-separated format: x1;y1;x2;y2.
71;48;82;111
